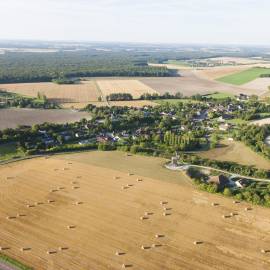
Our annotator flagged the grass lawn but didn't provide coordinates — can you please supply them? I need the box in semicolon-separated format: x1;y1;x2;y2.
0;143;25;161
203;92;235;100
217;67;270;85
226;118;248;125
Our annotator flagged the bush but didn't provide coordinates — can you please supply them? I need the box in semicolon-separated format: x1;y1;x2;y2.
98;143;116;151
223;188;232;197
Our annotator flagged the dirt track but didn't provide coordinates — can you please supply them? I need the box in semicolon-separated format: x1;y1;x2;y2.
0;152;269;270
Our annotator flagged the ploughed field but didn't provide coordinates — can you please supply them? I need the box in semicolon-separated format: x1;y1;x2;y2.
0;151;269;270
0;108;91;130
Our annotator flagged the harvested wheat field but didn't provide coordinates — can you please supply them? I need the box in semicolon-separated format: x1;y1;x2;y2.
0;151;270;269
198;140;270;170
0;81;100;103
97;79;157;99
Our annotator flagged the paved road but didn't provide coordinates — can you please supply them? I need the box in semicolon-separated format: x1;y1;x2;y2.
168;163;270;183
0;262;18;270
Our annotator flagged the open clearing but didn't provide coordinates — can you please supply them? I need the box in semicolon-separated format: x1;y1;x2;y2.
216;67;270;85
0;151;270;269
0;81;100;103
0;108;90;130
97;79;157;99
198;140;270;170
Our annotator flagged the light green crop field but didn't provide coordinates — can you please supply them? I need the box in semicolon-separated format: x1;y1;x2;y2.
203;92;235;100
154;99;199;105
165;60;190;67
217;67;270;85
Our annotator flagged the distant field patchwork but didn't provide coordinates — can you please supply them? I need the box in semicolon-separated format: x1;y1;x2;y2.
217;67;270;85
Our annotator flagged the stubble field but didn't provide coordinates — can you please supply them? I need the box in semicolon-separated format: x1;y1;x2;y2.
0;151;269;270
96;79;157;99
0;81;100;103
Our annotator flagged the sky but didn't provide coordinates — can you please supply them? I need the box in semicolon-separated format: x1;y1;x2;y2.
0;0;269;45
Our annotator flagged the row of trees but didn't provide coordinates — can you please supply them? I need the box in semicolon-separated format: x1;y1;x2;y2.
163;131;201;151
140;92;183;100
106;93;133;101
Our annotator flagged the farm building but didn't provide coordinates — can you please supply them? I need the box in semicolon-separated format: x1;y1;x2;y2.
207;175;230;190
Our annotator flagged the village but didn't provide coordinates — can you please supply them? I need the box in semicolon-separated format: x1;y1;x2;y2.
12;93;260;150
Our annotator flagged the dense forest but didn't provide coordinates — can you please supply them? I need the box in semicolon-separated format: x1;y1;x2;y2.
0;50;178;83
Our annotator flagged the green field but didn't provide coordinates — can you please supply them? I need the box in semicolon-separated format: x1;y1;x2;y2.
203;92;235;100
165;60;190;67
154;99;199;105
217;67;270;85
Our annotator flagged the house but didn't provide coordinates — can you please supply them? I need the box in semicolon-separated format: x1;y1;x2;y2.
207;175;230;190
234;178;251;189
219;123;231;131
237;93;250;101
218;114;232;122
